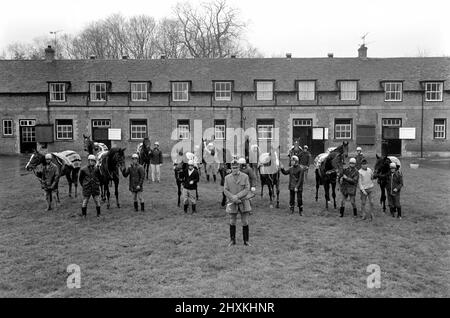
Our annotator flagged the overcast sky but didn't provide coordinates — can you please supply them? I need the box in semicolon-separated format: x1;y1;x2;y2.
0;0;448;58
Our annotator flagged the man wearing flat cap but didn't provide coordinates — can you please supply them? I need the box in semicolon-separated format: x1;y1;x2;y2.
122;153;145;212
223;160;252;246
280;155;306;215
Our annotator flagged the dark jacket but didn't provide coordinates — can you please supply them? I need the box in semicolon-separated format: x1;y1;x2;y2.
79;165;101;197
281;164;305;190
240;165;256;188
150;147;163;165
386;171;403;196
299;151;311;166
183;168;199;190
340;166;359;196
41;162;59;191
122;163;145;192
355;153;365;170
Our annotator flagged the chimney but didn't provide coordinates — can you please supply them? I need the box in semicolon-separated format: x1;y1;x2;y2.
45;45;55;62
89;55;96;60
358;44;367;58
286;53;292;59
230;54;236;59
327;53;334;58
122;55;128;60
160;54;166;59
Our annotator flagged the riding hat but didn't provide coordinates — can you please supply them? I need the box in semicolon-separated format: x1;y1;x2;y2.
390;162;397;168
45;154;52;160
356;147;362;151
88;154;96;161
259;153;271;165
238;158;246;165
132;153;139;159
154;141;159;145
231;159;239;167
303;145;308;149
188;160;194;166
291;155;299;162
349;158;356;164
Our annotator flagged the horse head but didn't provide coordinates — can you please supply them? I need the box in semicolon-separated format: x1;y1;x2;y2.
324;150;345;176
26;150;43;171
374;154;390;178
83;134;93;154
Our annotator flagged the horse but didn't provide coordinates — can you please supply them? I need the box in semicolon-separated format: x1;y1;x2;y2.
97;147;126;209
314;141;348;209
137;138;151;180
25;150;82;200
373;154;402;212
83;134;108;157
257;151;281;208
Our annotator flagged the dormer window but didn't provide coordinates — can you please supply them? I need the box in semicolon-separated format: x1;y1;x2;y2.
384;82;402;101
90;82;107;101
256;81;274;101
49;83;66;102
425;82;443;101
339;81;358;101
172;82;189;101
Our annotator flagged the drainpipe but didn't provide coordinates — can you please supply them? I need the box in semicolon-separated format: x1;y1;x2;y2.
420;88;424;158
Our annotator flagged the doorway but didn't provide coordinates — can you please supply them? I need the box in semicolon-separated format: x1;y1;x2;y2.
19;119;36;153
382;118;402;157
92;119;111;149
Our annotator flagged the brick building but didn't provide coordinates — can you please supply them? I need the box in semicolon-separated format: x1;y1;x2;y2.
1;45;449;159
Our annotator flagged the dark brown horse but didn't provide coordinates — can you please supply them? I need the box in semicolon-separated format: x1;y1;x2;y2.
373;154;401;212
25;150;81;200
314;141;348;209
97;147;126;209
137;137;151;180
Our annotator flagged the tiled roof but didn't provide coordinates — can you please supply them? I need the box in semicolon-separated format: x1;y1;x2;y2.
0;57;448;93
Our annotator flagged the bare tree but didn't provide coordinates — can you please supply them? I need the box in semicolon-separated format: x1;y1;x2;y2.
155;18;188;58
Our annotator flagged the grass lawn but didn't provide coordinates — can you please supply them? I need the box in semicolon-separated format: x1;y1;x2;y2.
0;155;449;297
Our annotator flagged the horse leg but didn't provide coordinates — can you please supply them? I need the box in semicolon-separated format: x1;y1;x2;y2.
315;170;320;202
106;183;111;209
380;184;386;212
331;181;337;209
66;174;72;197
276;183;280;208
73;169;79;198
268;183;274;208
177;182;181;207
324;181;330;210
114;177;120;208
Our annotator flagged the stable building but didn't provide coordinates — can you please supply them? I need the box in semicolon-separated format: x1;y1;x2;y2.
0;45;449;158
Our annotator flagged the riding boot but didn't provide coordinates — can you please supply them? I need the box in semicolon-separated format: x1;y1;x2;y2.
353;208;358;217
141;202;145;211
229;225;236;246
213;175;216;183
96;206;101;217
397;207;402;218
299;206;303;216
289;206;294;214
243;225;250;246
192;204;196;213
221;193;226;207
134;202;139;212
184;204;189;213
81;207;87;218
340;206;344;217
206;175;210;182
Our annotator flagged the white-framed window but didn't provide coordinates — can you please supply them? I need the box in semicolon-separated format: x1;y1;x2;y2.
49;83;66;102
434;118;446;139
130;119;147;140
55;119;73;140
384;82;402;101
335;119;352;139
256;119;275;140
340;81;358;101
214;82;232;101
293;119;312;127
92;119;111;128
19;119;36;126
177;120;190;140
90;83;107;101
2;119;13;136
256;81;274;101
382;118;402;127
172;82;189;101
298;81;315;100
425;82;443;101
214;119;226;140
131;82;148;101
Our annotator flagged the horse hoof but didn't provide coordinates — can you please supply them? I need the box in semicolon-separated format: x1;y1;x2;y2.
117;204;120;208
270;204;274;208
276;203;280;208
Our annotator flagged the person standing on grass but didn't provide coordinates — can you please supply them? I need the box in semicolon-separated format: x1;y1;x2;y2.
355;147;365;170
280;155;306;215
121;153;145;212
224;160;252;246
386;162;403;219
182;160;200;213
41;153;59;211
150;141;163;183
358;159;375;221
78;154;102;218
339;157;359;218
